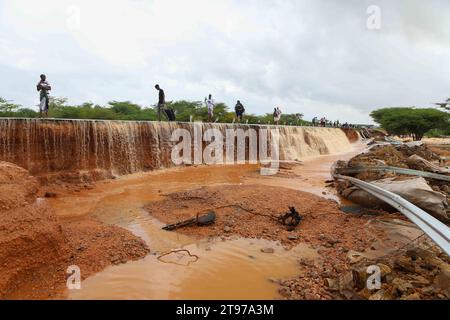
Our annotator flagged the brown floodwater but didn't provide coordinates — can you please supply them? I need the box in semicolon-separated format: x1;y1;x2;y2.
48;142;365;300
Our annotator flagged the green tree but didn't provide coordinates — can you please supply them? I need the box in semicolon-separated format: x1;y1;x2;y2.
370;107;450;140
0;97;21;113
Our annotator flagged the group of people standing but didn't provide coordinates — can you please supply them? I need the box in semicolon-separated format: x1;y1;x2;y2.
157;86;247;123
35;75;287;126
312;117;354;128
312;117;338;127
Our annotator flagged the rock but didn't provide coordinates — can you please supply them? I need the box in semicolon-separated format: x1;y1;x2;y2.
261;247;275;254
223;226;231;233
278;286;291;298
420;286;435;295
392;278;414;296
433;268;450;290
44;192;57;198
377;263;392;280
324;278;339;292
406;248;433;260
409;275;430;286
347;251;364;264
287;234;299;241
401;292;421;300
351;269;368;290
304;292;317;300
369;289;391;300
338;272;356;300
394;256;416;273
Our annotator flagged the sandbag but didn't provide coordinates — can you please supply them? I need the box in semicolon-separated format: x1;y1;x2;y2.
341;176;449;223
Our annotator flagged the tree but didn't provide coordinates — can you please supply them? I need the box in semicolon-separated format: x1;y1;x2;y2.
0;97;21;113
370;107;450;141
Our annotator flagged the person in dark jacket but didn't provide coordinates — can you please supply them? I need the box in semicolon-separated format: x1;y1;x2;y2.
235;100;245;123
155;84;165;121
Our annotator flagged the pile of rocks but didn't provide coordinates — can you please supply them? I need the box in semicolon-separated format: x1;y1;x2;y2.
329;245;450;300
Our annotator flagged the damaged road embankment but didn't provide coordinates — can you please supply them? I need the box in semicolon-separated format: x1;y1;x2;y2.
0;161;149;299
325;142;450;300
333;143;450;224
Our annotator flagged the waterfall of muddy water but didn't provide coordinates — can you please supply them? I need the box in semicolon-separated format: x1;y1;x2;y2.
0;119;354;177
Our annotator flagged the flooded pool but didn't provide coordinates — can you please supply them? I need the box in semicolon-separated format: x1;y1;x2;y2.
48;143;364;300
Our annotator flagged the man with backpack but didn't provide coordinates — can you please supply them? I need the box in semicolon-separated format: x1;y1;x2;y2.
155;84;175;121
235;100;245;123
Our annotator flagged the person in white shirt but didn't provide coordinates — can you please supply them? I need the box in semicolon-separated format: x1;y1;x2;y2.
273;107;282;125
205;94;215;123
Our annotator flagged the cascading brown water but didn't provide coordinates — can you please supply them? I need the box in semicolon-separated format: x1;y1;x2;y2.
0;118;355;176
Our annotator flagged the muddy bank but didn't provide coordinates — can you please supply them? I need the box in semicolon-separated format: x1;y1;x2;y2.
0;161;149;299
145;184;378;247
144;184;410;300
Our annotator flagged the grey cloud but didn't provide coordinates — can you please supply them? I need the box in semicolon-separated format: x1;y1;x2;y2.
1;0;450;124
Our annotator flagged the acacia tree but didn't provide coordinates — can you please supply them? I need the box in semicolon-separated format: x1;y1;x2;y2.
370;107;450;141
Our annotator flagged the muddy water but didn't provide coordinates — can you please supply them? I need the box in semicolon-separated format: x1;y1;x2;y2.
68;237;318;300
53;165;309;299
49;143;364;300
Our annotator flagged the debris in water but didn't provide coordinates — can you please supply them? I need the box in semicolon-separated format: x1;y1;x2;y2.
162;211;216;231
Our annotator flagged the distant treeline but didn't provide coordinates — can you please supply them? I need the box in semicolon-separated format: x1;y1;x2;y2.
0;97;309;126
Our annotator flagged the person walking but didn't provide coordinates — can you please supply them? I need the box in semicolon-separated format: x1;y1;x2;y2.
273;107;282;125
235;100;245;123
36;74;51;118
205;94;215;123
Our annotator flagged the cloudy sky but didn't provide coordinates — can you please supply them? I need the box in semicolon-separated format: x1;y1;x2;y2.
1;0;450;123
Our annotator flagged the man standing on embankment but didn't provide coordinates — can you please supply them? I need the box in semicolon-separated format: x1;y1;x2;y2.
155;84;165;121
36;74;51;118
